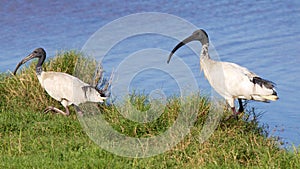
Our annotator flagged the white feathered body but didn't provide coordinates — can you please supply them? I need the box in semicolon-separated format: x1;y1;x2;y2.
200;44;278;107
37;71;105;107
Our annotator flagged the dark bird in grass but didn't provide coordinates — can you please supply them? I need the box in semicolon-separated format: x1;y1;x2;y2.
13;48;108;116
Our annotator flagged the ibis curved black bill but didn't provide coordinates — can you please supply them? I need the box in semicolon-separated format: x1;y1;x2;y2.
13;48;46;75
167;36;196;64
167;29;209;64
13;53;36;75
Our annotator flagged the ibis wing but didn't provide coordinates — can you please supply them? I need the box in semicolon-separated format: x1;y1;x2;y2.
40;72;88;104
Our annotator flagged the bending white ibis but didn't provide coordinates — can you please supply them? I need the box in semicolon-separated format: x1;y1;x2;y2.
167;29;278;118
13;48;106;116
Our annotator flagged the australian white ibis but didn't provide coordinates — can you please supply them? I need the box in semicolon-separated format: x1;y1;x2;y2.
13;48;107;116
167;29;278;118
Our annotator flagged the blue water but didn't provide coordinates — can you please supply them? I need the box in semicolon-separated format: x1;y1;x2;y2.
1;1;300;148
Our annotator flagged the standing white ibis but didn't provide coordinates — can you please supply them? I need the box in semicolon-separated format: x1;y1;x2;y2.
167;29;278;118
13;48;106;116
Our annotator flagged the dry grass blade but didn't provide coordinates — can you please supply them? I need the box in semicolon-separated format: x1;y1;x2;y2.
97;68;114;97
92;62;104;87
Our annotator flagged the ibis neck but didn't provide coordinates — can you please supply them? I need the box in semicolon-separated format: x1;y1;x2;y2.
36;56;45;75
36;67;42;75
199;43;214;81
200;43;210;60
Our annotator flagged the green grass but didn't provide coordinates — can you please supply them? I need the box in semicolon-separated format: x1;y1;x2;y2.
0;51;299;168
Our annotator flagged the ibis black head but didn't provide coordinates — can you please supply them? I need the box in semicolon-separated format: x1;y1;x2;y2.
13;48;46;75
30;48;46;59
167;29;209;63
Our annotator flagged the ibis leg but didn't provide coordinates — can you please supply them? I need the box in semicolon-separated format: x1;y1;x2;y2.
238;99;244;113
74;105;84;117
231;107;239;120
223;107;239;121
43;106;70;116
231;107;237;115
225;99;244;121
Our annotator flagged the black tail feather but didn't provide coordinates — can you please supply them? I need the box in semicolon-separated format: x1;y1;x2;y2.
251;77;275;89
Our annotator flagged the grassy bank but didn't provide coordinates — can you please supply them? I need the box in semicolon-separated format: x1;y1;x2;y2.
0;51;299;168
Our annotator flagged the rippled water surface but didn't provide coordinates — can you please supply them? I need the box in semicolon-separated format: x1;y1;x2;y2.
1;1;299;147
